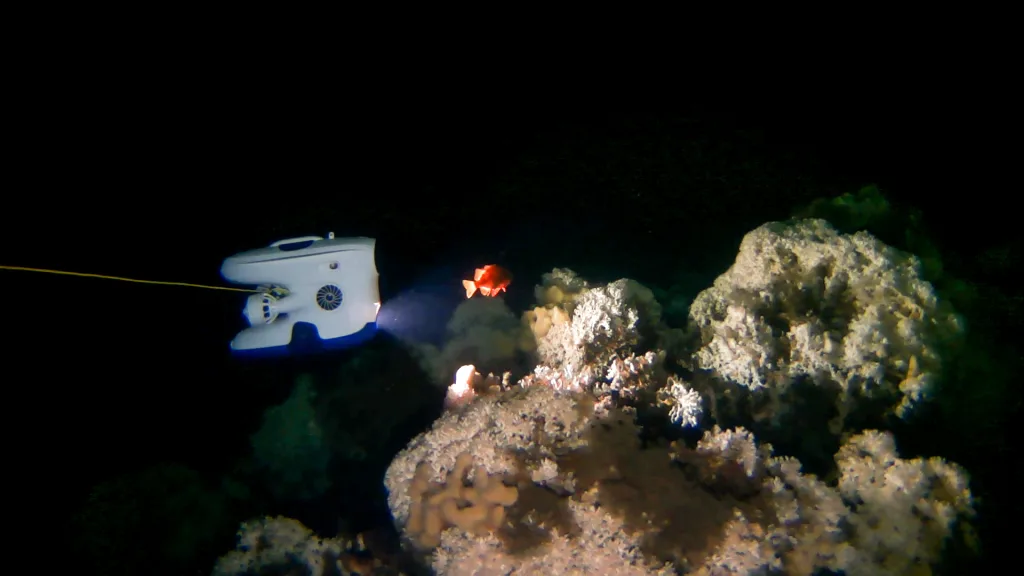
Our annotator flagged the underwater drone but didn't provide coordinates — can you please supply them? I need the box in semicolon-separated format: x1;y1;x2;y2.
220;233;380;356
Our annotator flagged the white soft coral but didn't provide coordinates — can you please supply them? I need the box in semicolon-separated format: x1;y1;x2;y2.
689;219;963;424
833;431;974;576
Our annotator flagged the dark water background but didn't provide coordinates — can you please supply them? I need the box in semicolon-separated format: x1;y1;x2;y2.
3;89;1018;574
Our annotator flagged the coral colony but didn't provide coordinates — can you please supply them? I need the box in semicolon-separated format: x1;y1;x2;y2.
214;220;975;575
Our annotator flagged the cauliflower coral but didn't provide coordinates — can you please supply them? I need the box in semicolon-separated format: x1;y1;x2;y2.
688;219;963;430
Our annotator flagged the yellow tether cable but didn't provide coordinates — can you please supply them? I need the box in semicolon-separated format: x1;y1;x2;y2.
0;265;260;293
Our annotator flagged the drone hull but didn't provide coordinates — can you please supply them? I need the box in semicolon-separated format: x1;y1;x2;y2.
220;235;380;356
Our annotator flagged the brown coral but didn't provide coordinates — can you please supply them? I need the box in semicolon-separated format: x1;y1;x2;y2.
406;452;518;549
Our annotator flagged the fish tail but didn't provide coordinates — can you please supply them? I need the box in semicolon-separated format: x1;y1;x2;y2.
462;279;477;298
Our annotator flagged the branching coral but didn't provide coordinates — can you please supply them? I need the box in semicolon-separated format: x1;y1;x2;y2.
520;271;687;421
525;271;666;389
656;375;703;428
671;426;771;494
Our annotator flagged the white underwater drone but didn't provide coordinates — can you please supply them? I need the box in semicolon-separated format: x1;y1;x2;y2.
220;233;380;356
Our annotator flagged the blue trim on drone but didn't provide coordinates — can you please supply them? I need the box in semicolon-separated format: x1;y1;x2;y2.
230;321;378;358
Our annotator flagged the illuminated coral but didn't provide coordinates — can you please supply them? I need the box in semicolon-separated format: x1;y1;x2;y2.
656;375;703;428
405;452;519;549
689;219;963;428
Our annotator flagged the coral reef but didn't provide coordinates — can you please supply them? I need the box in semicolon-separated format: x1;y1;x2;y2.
687;219;963;431
386;384;691;574
379;262;975;574
212;516;397;576
522;269;683;400
215;217;980;575
387;377;973;574
386;385;596;520
527;276;667;389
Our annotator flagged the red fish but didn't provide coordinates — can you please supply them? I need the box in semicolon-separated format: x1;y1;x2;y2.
462;265;512;298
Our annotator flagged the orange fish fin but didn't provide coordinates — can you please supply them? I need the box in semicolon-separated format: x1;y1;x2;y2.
473;267;487;281
462;280;477;298
494;286;505;295
480;285;492;296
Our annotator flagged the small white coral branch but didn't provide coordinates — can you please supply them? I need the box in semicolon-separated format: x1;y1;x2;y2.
658;376;703;428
